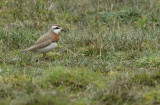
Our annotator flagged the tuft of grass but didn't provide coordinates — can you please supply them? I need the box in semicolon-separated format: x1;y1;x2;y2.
100;9;142;24
136;56;160;68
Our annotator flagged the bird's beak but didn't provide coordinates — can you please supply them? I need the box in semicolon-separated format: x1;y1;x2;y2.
61;29;67;32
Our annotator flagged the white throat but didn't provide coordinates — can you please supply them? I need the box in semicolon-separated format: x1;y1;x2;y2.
53;29;61;34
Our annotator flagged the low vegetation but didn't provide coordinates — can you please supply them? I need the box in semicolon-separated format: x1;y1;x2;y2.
0;0;160;104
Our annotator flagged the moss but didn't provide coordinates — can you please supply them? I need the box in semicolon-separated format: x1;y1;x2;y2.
4;75;30;84
143;90;160;104
108;71;118;75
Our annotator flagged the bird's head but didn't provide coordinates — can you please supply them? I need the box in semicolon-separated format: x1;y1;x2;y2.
51;24;65;34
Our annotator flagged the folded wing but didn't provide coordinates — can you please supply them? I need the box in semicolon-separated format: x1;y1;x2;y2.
23;40;53;52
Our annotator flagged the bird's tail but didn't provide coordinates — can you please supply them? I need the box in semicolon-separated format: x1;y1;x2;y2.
22;48;30;52
22;46;35;52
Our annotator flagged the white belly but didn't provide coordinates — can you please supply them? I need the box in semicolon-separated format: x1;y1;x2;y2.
37;43;57;53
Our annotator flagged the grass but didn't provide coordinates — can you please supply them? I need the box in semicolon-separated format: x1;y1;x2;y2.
0;0;160;104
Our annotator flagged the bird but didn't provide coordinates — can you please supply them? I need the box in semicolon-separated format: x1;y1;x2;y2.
23;24;64;58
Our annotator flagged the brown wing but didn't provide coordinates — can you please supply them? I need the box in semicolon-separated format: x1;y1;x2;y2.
34;33;53;45
23;31;57;52
23;40;53;52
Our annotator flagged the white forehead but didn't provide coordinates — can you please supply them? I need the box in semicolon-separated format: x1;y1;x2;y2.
52;25;58;28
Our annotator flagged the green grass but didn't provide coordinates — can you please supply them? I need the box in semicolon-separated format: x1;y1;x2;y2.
0;0;160;104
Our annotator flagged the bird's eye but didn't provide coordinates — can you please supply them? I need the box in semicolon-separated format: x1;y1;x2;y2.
54;27;59;29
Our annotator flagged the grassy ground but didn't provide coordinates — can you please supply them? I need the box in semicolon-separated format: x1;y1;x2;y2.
0;0;160;105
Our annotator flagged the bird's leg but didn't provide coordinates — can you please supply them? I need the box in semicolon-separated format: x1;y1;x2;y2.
43;53;46;60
